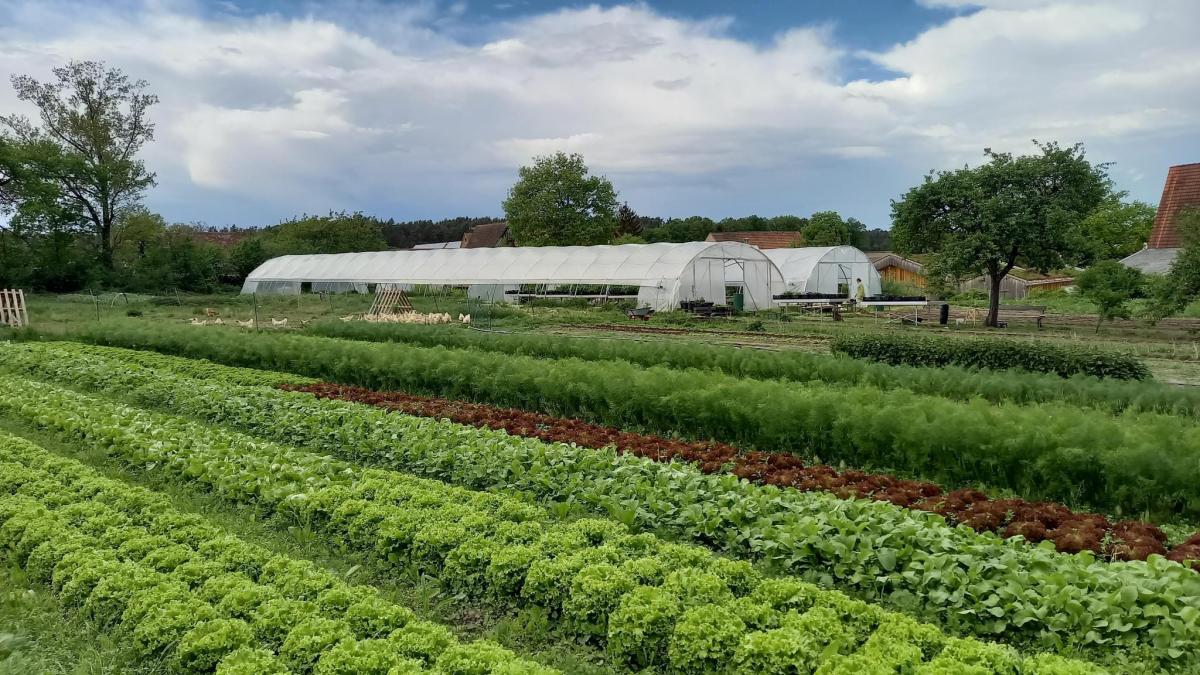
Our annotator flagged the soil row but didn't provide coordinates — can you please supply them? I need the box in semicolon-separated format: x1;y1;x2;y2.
282;382;1200;568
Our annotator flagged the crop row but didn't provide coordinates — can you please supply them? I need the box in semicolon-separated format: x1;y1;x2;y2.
2;344;1196;670
830;332;1150;380
67;323;1200;518
0;432;553;675
0;374;1102;675
302;320;1199;416
283;381;1200;566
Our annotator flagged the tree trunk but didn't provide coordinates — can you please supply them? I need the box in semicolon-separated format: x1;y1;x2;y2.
1095;314;1103;334
99;211;114;270
985;274;1002;327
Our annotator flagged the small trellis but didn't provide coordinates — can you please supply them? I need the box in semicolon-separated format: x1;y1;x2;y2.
0;289;28;328
367;287;414;318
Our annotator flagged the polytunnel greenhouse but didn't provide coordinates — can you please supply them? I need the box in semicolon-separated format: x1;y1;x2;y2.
764;246;882;297
241;241;785;311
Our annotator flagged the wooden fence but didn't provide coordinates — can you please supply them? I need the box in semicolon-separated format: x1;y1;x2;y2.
0;289;28;328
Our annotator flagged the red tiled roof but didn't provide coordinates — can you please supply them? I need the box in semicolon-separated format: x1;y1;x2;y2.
461;221;509;248
704;231;802;248
1149;162;1200;249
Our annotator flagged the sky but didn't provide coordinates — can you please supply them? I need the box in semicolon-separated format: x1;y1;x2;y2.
1;0;1198;230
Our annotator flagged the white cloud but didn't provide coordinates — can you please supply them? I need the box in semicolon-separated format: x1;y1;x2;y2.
0;0;1197;225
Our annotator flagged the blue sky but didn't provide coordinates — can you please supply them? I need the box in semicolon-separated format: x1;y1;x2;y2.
2;0;1197;230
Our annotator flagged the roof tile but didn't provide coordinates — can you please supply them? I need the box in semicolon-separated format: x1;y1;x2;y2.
1150;162;1200;249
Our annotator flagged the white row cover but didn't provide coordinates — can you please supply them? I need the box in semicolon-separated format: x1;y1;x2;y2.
242;242;785;311
764;246;882;296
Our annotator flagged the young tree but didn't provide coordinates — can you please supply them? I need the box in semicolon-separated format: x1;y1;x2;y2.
802;211;851;246
616;202;643;238
1073;197;1155;264
503;152;617;246
1;61;158;269
1076;260;1143;333
892;142;1110;327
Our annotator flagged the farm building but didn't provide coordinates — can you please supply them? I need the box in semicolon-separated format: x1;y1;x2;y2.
868;252;927;287
461;221;512;248
704;231;803;249
763;246;882;296
1123;162;1200;274
957;270;1075;299
241;241;785;311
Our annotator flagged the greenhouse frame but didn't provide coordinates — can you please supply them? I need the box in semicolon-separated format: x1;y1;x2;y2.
764;246;883;297
241;242;786;311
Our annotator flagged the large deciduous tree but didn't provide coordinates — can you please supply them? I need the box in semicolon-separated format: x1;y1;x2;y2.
1;61;157;270
891;142;1110;327
503;152;618;246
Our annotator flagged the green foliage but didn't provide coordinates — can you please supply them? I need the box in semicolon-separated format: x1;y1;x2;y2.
831;331;1149;380
59;326;1200;520
802;210;861;246
1;60;157;268
303;320;1200;415
1073;197;1155;264
503;152;618;246
433;641;518;675
215;647;289;675
1076;261;1144;332
640;214;808;243
261;211;388;257
893;142;1110;325
667;605;745;673
0;369;1152;667
2;338;1200;667
1148;208;1200;319
175;618;256;674
313;638;408;675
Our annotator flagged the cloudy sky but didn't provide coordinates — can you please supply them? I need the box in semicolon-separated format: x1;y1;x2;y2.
1;0;1197;229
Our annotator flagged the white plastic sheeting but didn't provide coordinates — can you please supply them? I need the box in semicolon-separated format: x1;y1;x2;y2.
764;246;882;297
242;242;784;311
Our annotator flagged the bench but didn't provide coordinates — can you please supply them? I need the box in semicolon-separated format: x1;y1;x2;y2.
997;305;1047;329
625;307;655;321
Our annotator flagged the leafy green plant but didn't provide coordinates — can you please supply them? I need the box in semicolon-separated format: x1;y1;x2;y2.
831;331;1149;380
0;352;1194;672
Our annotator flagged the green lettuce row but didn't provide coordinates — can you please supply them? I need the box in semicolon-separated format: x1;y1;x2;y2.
829;332;1149;381
64;323;1200;519
0;375;1105;675
2;342;1196;671
18;338;317;387
0;433;553;674
304;321;1200;416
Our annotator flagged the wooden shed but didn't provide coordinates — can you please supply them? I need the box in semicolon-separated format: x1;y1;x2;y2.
868;252;927;287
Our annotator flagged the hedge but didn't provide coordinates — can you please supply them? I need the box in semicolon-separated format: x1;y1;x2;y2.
830;332;1150;380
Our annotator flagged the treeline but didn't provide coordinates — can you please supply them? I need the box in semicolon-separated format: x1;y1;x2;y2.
0;209;892;293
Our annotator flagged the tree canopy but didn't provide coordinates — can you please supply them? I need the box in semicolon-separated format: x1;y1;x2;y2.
0;61;157;269
892;141;1110;326
503;152;618;246
1076;260;1143;333
1073;197;1154;265
1148;208;1200;319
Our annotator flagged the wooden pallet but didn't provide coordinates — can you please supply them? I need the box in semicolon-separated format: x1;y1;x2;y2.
367;287;414;317
0;289;28;327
